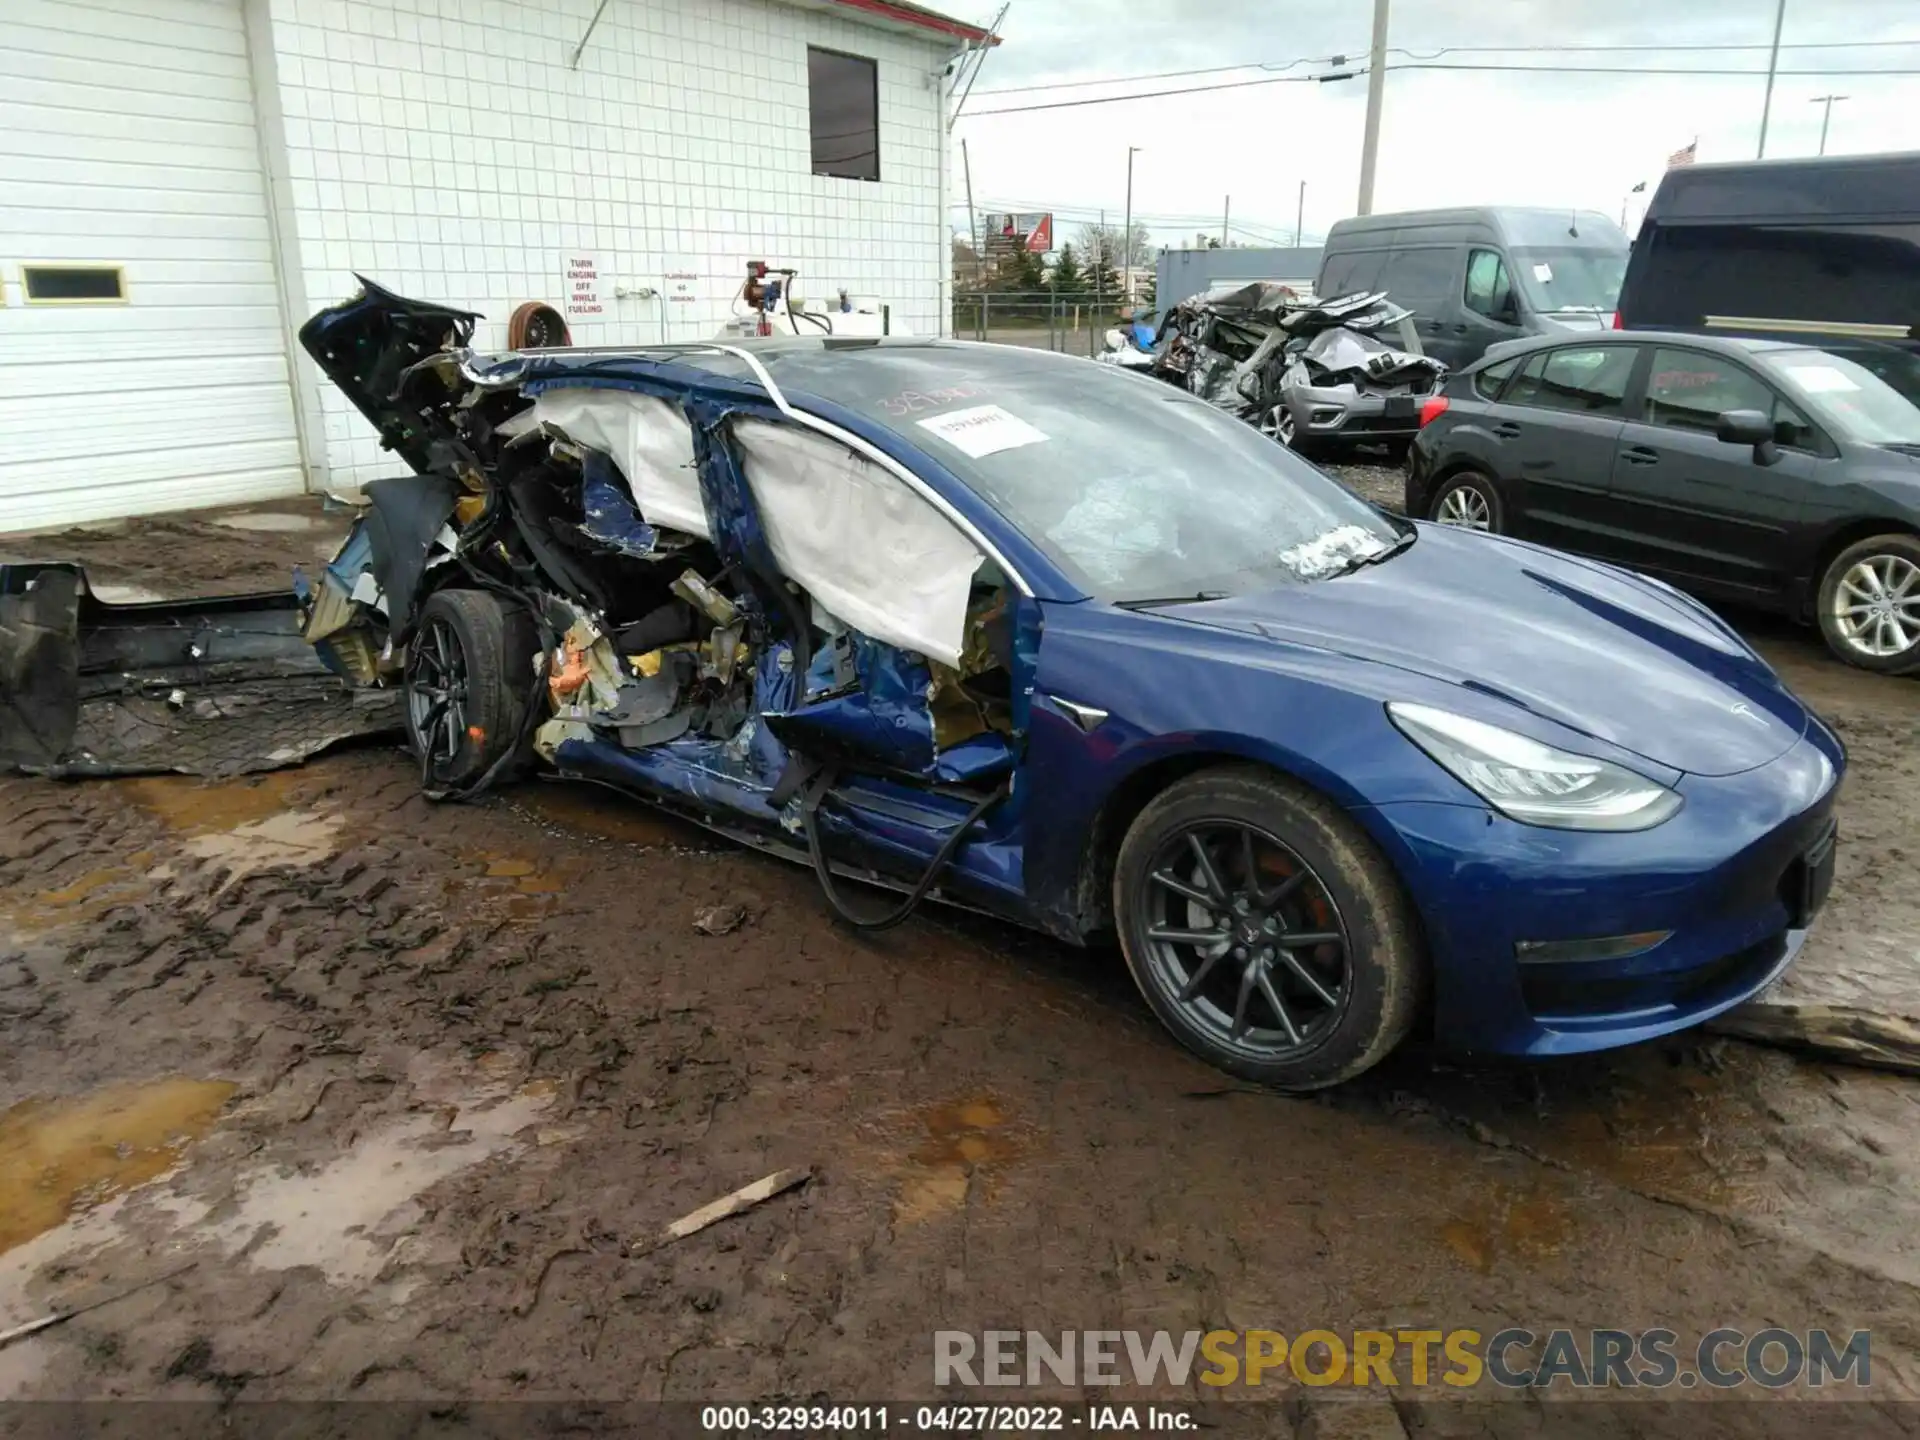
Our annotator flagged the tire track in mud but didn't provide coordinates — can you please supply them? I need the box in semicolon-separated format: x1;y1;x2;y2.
4;752;1920;1411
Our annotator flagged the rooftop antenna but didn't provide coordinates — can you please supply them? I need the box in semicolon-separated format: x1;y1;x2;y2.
1568;209;1580;238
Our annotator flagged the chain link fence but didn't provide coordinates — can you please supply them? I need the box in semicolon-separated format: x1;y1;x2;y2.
950;290;1140;355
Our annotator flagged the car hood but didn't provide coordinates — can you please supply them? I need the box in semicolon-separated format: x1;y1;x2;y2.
1168;525;1807;777
298;277;482;474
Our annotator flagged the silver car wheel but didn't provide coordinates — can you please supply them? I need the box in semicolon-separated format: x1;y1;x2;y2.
1831;553;1920;659
1259;405;1297;448
1435;483;1493;532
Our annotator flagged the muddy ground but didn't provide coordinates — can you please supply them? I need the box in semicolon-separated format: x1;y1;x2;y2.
2;490;1918;1433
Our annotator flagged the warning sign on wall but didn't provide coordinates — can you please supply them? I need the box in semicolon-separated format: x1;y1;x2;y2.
563;255;603;318
665;269;700;304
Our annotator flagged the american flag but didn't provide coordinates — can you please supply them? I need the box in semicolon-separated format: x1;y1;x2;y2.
1668;140;1697;168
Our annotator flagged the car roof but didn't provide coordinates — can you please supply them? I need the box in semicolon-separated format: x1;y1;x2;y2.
1644;150;1920;224
1468;330;1800;369
1324;207;1628;249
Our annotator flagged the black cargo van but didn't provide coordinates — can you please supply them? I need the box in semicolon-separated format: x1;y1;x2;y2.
1617;152;1920;397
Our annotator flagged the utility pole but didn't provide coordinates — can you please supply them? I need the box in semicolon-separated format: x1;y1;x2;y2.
1295;180;1306;247
1757;0;1787;158
1123;145;1141;304
1222;195;1230;247
961;137;980;286
1811;93;1848;155
1356;0;1390;214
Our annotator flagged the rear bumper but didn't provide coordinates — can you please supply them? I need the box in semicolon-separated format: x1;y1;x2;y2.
1281;384;1423;440
1359;729;1842;1057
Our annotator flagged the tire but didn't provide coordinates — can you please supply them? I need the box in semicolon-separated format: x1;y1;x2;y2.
1113;765;1425;1090
404;588;540;792
1815;532;1920;674
1427;469;1502;534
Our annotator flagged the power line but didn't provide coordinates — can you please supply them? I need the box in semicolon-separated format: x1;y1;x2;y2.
972;38;1918;98
962;59;1920;117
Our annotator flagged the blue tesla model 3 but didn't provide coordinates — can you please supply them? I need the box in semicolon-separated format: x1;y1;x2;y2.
301;283;1845;1088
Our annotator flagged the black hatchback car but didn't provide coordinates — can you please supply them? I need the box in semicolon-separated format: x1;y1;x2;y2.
1406;333;1920;673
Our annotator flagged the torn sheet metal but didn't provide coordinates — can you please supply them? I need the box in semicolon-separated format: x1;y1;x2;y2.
733;418;981;668
0;563;401;778
578;449;660;558
536;604;627;761
531;388;708;540
767;634;1014;785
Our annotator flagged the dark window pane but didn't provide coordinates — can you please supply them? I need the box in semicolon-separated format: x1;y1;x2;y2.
1463;248;1515;321
1473;355;1519;400
1377;247;1455;305
1508;346;1634;416
1646;347;1773;433
23;265;124;302
808;48;878;182
1632;223;1920;330
1320;250;1385;297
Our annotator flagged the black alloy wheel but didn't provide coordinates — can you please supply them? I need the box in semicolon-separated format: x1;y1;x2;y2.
404;588;538;792
406;610;470;784
1115;766;1424;1089
1137;821;1351;1059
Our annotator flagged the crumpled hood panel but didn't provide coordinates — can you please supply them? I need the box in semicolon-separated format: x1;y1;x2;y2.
1168;525;1807;777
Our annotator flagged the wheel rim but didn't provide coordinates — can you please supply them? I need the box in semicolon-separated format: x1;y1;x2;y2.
1259;406;1297;447
1137;821;1352;1061
406;614;470;777
1832;553;1920;658
1436;483;1493;531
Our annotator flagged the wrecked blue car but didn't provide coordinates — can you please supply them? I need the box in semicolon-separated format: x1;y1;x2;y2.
290;279;1843;1089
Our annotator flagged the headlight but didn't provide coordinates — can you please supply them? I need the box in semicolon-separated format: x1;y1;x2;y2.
1387;703;1683;831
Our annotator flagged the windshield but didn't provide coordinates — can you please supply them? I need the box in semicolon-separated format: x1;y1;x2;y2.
1768;348;1920;446
776;346;1404;602
1510;247;1628;314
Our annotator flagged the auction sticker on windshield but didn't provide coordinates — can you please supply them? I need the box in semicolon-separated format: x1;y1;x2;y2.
918;404;1048;459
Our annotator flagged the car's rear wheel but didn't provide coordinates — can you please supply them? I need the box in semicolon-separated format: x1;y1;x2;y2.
405;588;538;791
1428;470;1502;533
1258;403;1322;458
1113;766;1424;1090
1816;533;1920;674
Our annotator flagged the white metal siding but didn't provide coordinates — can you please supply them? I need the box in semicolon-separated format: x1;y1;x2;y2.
0;0;304;530
259;0;952;494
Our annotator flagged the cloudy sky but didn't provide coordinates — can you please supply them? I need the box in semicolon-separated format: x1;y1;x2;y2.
942;0;1920;250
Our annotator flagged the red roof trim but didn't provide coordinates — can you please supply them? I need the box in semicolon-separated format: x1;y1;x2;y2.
820;0;999;45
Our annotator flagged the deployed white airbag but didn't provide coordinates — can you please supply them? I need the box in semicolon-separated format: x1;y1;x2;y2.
733;419;982;667
530;389;709;539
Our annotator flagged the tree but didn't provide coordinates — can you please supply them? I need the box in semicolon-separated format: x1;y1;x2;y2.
1049;242;1086;295
951;236;983;287
1085;243;1121;310
1075;221;1154;269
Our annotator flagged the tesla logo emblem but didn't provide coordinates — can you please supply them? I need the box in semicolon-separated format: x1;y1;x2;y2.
1730;702;1766;725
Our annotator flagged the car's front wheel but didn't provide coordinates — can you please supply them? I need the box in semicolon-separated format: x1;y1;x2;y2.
1816;533;1920;674
405;588;539;792
1113;766;1425;1090
1428;470;1502;533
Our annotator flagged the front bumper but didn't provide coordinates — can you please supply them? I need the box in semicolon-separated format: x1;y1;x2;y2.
1360;730;1842;1057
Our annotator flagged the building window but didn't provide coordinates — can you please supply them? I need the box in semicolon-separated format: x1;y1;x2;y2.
22;264;127;304
809;47;879;182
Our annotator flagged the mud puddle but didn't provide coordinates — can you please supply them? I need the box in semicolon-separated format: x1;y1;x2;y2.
0;1079;236;1256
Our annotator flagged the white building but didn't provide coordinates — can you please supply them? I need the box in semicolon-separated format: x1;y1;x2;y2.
0;0;991;531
